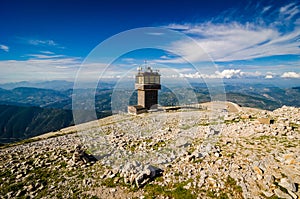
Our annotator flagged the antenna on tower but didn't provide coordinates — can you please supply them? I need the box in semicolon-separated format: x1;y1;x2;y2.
143;60;148;71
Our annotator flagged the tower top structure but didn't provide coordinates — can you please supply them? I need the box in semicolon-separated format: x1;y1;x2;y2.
128;64;161;114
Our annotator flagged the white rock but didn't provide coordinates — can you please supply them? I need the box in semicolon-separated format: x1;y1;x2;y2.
274;188;292;199
279;178;297;192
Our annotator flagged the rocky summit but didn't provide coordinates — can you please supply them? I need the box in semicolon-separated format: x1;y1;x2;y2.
0;102;299;199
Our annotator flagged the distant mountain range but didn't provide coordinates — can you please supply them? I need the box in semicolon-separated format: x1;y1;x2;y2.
0;80;116;90
0;80;300;144
0;104;73;144
0;80;74;90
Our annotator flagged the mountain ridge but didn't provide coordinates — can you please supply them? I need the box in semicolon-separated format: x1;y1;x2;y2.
1;102;299;198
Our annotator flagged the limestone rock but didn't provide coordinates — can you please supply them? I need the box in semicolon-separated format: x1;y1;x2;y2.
274;188;292;199
279;178;297;192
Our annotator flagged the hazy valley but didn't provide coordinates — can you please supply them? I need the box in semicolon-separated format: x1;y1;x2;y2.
1;80;300;144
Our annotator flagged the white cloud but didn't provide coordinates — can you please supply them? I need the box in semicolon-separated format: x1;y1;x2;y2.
29;39;58;46
241;71;262;77
160;55;169;59
280;3;295;13
146;32;165;36
279;3;299;20
262;6;272;13
0;58;78;83
27;54;65;59
265;75;273;79
0;44;9;52
163;22;300;62
40;51;55;54
121;58;136;64
179;69;245;79
215;69;242;78
0;54;140;83
161;3;300;63
164;23;190;30
281;71;300;78
0;51;84;83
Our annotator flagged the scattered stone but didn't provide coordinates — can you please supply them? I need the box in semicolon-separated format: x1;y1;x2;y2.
253;166;263;175
287;190;298;199
1;103;300;198
279;178;297;192
16;173;23;179
274;188;292;199
71;144;97;165
257;117;274;124
262;190;274;197
240;114;251;119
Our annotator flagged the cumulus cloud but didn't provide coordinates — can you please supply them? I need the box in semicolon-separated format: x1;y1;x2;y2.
213;69;243;79
265;75;273;79
179;69;245;79
0;44;9;52
281;71;300;78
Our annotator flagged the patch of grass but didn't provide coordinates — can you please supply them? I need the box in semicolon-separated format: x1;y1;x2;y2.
266;195;279;199
153;140;167;150
224;120;238;124
205;176;243;198
144;180;196;199
78;173;85;180
5;181;24;193
180;125;191;130
285;143;296;148
1;165;62;197
206;190;216;197
0;137;42;149
225;176;243;198
155;176;164;182
60;161;68;168
255;135;271;140
226;176;237;186
174;172;182;177
144;183;166;198
172;183;196;199
289;122;299;128
187;146;196;154
198;122;210;126
193;158;203;164
101;178;116;188
0;169;12;180
218;192;230;199
85;149;93;155
224;152;235;158
90;196;100;199
47;133;64;139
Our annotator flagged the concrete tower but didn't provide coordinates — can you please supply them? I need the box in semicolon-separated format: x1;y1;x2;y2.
128;66;161;114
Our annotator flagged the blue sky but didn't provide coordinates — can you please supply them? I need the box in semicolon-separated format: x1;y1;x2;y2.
0;0;300;83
